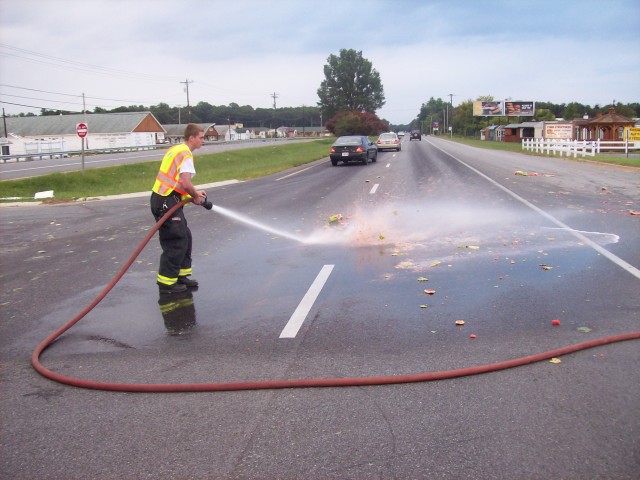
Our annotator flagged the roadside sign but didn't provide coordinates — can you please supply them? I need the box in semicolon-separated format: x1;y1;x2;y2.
624;126;640;141
76;123;88;138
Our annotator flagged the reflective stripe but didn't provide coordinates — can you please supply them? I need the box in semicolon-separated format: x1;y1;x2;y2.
179;268;193;277
160;297;194;314
152;145;192;196
157;274;178;285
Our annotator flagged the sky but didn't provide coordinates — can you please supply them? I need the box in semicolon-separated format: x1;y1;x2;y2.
1;0;639;125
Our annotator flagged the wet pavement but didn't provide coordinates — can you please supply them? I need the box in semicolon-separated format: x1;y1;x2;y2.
1;137;639;479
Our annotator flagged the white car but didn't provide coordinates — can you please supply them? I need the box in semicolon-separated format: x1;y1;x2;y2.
376;132;401;152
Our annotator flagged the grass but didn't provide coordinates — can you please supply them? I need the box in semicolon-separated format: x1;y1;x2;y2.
446;136;640;167
0;139;334;202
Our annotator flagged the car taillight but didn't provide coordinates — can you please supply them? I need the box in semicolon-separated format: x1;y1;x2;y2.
356;146;363;152
394;139;398;144
330;147;335;153
377;140;381;144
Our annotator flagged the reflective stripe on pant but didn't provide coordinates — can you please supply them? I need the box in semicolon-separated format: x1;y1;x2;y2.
150;192;193;285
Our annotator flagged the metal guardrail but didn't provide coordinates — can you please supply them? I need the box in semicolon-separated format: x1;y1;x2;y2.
0;137;302;163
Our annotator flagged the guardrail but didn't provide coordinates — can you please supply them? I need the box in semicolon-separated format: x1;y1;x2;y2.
0;137;302;163
521;138;640;158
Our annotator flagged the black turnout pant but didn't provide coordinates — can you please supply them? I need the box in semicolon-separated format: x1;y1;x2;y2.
150;192;192;284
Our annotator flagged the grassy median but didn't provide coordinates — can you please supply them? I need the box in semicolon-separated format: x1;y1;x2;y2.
1;139;334;202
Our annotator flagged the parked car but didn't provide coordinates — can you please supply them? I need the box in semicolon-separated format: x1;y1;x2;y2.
329;135;378;166
410;130;421;141
376;132;401;151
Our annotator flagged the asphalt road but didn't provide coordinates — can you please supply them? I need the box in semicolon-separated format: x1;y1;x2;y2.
1;136;639;479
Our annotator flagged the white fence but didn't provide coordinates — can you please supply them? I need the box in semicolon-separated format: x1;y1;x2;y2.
522;138;640;158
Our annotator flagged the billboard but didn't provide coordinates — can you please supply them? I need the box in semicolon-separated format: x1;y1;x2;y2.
505;101;535;116
473;100;535;116
473;101;503;116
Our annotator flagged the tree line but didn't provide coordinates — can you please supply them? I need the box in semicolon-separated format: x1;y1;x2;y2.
409;97;640;137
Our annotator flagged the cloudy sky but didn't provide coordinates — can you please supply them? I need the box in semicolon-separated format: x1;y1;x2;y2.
1;0;638;124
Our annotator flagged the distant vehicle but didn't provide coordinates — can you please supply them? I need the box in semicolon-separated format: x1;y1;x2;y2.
410;130;421;141
397;131;405;137
329;135;378;166
376;132;401;152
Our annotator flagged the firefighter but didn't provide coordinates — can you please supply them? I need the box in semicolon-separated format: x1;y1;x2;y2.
150;123;207;293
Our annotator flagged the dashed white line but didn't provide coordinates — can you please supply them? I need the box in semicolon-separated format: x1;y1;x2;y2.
369;183;379;194
279;265;335;338
386;163;391;168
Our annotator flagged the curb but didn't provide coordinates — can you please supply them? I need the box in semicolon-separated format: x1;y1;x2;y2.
0;180;241;208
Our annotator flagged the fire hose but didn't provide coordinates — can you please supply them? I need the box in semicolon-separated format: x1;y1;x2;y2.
32;198;640;393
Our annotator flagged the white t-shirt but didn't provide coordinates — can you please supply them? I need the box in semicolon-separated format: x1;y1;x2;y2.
179;156;196;177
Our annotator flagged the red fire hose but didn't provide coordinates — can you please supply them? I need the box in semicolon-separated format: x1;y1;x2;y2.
32;199;640;393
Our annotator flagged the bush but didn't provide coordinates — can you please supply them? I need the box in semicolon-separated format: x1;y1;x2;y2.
325;111;387;137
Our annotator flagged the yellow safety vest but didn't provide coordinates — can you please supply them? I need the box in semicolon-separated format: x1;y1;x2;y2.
152;144;193;196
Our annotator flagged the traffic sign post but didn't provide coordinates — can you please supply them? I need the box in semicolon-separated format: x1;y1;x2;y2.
76;123;88;170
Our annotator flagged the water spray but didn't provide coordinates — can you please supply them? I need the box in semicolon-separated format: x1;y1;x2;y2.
207;203;309;244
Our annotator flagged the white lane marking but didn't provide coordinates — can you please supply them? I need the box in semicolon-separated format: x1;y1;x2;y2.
386;163;391;168
369;183;379;194
276;163;321;181
280;265;335;338
427;140;640;280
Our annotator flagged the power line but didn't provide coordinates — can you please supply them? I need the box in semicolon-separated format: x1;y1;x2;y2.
0;43;182;83
0;83;178;111
0;100;81;112
0;83;162;104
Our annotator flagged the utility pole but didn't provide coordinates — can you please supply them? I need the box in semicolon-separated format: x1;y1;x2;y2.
271;92;279;109
448;93;455;137
81;92;87;170
181;79;194;122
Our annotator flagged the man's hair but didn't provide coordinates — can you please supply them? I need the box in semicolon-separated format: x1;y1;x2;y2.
184;123;204;140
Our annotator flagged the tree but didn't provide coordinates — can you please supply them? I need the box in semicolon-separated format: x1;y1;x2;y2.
451;100;484;137
562;102;588;120
534;108;556;121
325;111;387;137
149;102;175;124
417;97;448;133
317;49;385;120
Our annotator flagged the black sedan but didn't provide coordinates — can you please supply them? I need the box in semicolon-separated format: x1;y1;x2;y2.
329;136;378;166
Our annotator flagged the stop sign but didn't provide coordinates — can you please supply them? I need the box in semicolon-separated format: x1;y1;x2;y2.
76;123;88;138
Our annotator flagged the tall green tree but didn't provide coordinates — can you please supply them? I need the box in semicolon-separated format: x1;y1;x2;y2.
317;48;385;120
417;97;448;132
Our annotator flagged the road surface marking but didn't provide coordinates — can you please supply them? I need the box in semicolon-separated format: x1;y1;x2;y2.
369;183;379;194
428;139;640;280
280;264;335;338
386;163;391;168
276;163;322;181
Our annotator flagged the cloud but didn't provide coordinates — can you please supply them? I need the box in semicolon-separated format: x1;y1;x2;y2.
1;0;638;124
